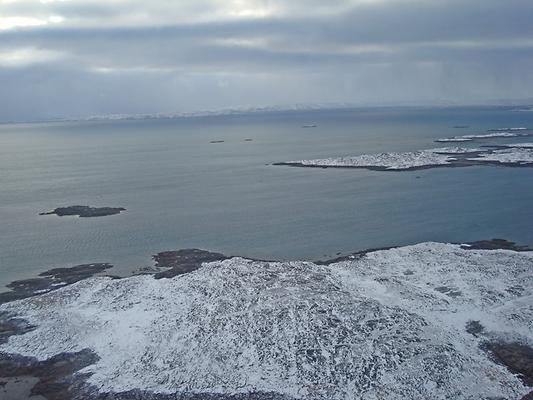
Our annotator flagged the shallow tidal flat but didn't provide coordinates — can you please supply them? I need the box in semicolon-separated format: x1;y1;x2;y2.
1;240;532;399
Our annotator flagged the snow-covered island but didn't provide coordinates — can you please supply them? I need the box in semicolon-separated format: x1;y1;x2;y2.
275;147;484;171
435;131;531;143
0;241;532;399
507;142;533;148
488;127;528;131
435;137;473;142
276;144;533;171
468;146;533;166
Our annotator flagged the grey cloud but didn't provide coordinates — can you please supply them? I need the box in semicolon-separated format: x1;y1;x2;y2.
1;0;532;121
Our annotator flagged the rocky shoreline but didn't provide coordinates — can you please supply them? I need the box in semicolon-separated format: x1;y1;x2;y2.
0;263;114;305
0;239;532;399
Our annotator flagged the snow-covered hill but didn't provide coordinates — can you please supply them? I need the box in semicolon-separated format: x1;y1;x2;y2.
1;243;532;399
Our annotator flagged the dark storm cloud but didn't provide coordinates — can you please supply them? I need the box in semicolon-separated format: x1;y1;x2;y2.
1;0;532;121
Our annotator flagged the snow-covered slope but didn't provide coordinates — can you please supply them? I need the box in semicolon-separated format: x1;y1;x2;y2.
1;243;532;399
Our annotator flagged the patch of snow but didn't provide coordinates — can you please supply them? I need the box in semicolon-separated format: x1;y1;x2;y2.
1;243;532;399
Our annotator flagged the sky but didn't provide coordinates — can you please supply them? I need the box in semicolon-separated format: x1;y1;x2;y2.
1;0;533;121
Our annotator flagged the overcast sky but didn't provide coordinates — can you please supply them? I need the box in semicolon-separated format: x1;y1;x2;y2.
1;0;533;121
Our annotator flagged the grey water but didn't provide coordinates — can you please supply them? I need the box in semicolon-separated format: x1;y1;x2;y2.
1;106;533;287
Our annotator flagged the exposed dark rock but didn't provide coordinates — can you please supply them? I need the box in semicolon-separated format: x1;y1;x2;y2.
462;239;532;252
153;249;229;279
0;263;113;305
520;390;533;400
485;342;533;386
0;349;99;400
40;206;126;218
434;286;462;297
316;246;396;265
465;320;485;337
0;312;36;345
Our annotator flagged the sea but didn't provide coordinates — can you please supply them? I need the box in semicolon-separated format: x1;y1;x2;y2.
1;106;533;288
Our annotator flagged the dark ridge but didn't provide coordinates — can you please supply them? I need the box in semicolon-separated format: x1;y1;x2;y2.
39;206;126;218
0;263;113;305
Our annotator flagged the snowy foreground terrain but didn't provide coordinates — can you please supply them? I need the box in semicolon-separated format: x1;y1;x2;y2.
1;243;532;399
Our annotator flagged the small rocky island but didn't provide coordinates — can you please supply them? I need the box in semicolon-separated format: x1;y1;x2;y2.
39;205;126;218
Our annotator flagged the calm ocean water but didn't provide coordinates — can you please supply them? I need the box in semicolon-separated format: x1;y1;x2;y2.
1;106;533;287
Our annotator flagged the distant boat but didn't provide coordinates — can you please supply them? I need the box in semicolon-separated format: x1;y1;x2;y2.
302;124;317;128
452;125;469;129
